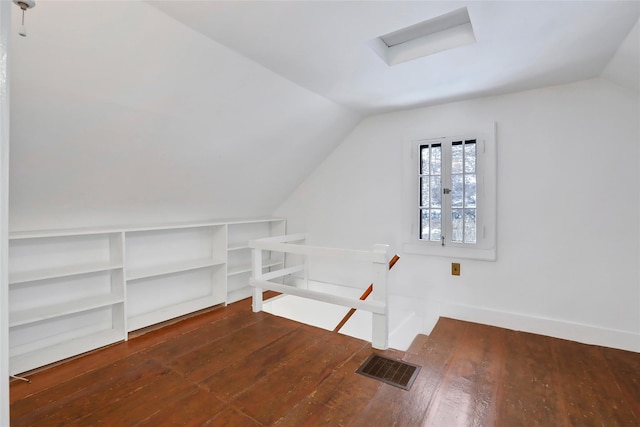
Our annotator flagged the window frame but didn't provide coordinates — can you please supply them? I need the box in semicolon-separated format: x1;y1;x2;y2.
402;122;497;261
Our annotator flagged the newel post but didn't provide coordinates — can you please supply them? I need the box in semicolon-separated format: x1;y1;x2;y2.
251;247;263;313
371;244;389;350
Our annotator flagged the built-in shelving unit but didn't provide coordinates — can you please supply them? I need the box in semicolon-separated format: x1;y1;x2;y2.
125;225;227;332
8;217;285;375
8;232;125;375
226;220;286;303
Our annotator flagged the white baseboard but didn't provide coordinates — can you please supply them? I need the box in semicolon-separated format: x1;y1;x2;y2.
439;302;640;353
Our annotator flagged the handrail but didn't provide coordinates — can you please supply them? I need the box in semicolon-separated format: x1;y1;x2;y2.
249;234;391;349
333;254;399;333
249;233;387;264
250;278;385;314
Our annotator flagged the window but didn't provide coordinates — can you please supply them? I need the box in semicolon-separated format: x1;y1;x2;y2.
420;139;477;244
403;123;496;260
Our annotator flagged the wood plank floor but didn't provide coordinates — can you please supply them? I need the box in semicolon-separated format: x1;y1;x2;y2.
10;297;640;426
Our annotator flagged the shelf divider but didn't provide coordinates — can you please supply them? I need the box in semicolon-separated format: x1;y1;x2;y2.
126;258;226;281
10;295;124;327
9;329;124;375
9;261;123;285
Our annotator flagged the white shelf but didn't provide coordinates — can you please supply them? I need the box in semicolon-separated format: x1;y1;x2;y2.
227;243;250;251
127;296;224;332
226;218;286;304
9;329;124;375
227;287;253;304
126;258;225;281
9;261;123;285
264;259;285;268
227;264;252;276
9;217;285;239
10;295;124;327
227;259;284;277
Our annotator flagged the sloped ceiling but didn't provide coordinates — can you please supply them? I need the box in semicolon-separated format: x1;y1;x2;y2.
151;1;640;113
9;1;639;230
602;17;640;92
9;1;360;230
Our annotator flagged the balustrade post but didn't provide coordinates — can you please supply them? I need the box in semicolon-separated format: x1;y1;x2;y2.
252;248;263;313
371;244;389;350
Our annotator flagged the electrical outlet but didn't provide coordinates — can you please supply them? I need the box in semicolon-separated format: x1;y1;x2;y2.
451;262;460;276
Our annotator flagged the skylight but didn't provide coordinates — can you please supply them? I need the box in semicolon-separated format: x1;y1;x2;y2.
370;7;476;66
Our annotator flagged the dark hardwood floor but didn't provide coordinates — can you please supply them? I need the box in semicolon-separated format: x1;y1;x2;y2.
10;297;640;426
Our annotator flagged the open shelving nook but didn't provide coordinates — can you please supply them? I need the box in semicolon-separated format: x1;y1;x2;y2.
125;225;227;332
227;220;286;303
8;232;125;375
8;217;285;375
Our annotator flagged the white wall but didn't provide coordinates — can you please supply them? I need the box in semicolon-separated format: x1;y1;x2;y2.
9;1;360;231
0;2;10;424
275;78;640;351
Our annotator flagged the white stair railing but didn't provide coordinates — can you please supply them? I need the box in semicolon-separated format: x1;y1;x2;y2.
249;234;390;350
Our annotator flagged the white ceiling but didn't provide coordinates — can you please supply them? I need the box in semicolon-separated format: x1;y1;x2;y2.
151;1;640;115
7;0;640;230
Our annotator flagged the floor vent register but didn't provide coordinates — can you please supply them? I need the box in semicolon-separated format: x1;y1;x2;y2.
356;354;421;391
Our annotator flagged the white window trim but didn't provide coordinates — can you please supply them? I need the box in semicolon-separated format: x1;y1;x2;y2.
402;122;497;261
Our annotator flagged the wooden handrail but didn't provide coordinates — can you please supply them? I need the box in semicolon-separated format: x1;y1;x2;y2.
333;254;399;333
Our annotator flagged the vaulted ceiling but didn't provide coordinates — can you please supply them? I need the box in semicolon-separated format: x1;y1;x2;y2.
8;1;639;230
151;1;640;113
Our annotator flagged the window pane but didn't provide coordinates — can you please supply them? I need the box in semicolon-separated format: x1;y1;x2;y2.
430;209;441;241
464;209;476;243
420;177;429;207
452;142;463;174
420;209;429;240
430;145;441;175
417;138;481;247
451;208;463;242
464;142;476;173
420;146;429;174
451;174;463;208
430;176;441;208
464;174;476;208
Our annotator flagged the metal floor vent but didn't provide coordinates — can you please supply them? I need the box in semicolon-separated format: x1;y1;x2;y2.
356;354;421;391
